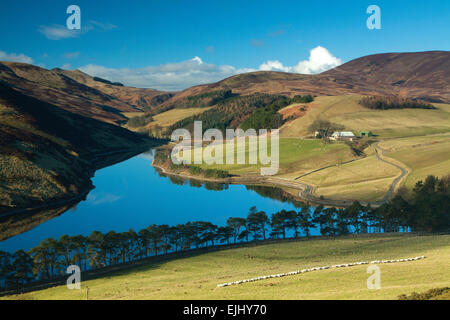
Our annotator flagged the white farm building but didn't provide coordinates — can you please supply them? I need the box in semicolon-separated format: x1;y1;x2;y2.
330;131;356;141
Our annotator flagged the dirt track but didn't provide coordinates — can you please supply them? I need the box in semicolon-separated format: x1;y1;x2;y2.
293;142;410;207
153;142;410;208
372;142;409;203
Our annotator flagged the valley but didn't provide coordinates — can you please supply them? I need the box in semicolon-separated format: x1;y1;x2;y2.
0;51;449;223
0;81;163;218
0;51;449;299
152;94;449;204
1;0;449;303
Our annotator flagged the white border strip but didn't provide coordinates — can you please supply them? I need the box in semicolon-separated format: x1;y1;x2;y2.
217;256;426;287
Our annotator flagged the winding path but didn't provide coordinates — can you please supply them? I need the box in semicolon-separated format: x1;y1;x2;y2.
294;142;410;207
372;142;409;203
154;141;410;207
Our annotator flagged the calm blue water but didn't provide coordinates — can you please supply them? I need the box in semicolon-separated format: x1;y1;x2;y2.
0;150;305;252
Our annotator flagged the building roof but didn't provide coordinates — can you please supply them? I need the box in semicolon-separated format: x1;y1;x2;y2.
332;131;355;137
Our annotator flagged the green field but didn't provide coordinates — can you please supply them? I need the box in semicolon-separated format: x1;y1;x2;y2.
176;138;357;176
164;95;449;202
5;233;450;300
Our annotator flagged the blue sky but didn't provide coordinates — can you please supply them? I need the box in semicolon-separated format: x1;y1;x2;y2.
1;0;449;90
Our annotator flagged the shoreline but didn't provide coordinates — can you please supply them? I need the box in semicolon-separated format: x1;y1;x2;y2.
0;138;408;219
0;142;160;219
151;162;379;208
151;141;411;208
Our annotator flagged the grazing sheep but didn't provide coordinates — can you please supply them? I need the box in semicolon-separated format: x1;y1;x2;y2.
217;256;427;287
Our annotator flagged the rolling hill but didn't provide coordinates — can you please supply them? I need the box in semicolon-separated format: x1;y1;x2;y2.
0;51;449;299
144;51;449;204
133;51;449;139
0;62;168;124
0;82;159;217
4;233;449;300
0;50;448;211
323;51;450;103
1;51;448;128
155;51;449;113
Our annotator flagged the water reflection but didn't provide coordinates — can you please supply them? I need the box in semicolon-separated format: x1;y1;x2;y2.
0;150;305;252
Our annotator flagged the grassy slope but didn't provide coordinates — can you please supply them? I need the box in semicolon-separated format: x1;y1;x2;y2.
280;95;364;138
150;107;213;128
0;62;138;124
180;138;357;176
301;153;401;202
7;233;450;300
125;108;213;134
280;96;450;138
277;96;450;200
166;95;449;201
0;83;153;213
379;133;450;189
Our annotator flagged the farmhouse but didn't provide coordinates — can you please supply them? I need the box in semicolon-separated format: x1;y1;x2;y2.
330;131;356;141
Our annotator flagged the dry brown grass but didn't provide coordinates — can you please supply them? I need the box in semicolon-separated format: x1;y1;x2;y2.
380;134;450;188
301;154;401;202
280;96;450;139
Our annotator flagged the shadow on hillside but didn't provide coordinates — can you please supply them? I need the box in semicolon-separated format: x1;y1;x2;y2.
3;232;449;297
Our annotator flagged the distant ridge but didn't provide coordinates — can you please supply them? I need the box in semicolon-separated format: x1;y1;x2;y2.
0;62;170;124
0;51;448;125
324;51;450;103
158;51;450;109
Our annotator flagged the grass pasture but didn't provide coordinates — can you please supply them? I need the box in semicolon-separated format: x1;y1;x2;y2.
380;133;450;189
150;107;213;128
279;96;450;139
301;155;402;202
279;95;365;138
176;138;358;176
163;95;449;201
5;233;450;300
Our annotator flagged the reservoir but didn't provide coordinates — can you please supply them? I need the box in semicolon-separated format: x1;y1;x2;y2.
0;149;305;252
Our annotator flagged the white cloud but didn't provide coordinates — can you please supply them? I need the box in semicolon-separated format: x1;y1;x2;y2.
80;57;254;91
259;46;342;74
259;60;290;72
0;50;34;64
292;46;343;74
89;20;118;31
78;46;341;91
39;20;116;40
39;25;85;40
61;63;72;70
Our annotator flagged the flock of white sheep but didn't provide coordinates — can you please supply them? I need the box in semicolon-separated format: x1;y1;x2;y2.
217;256;426;288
